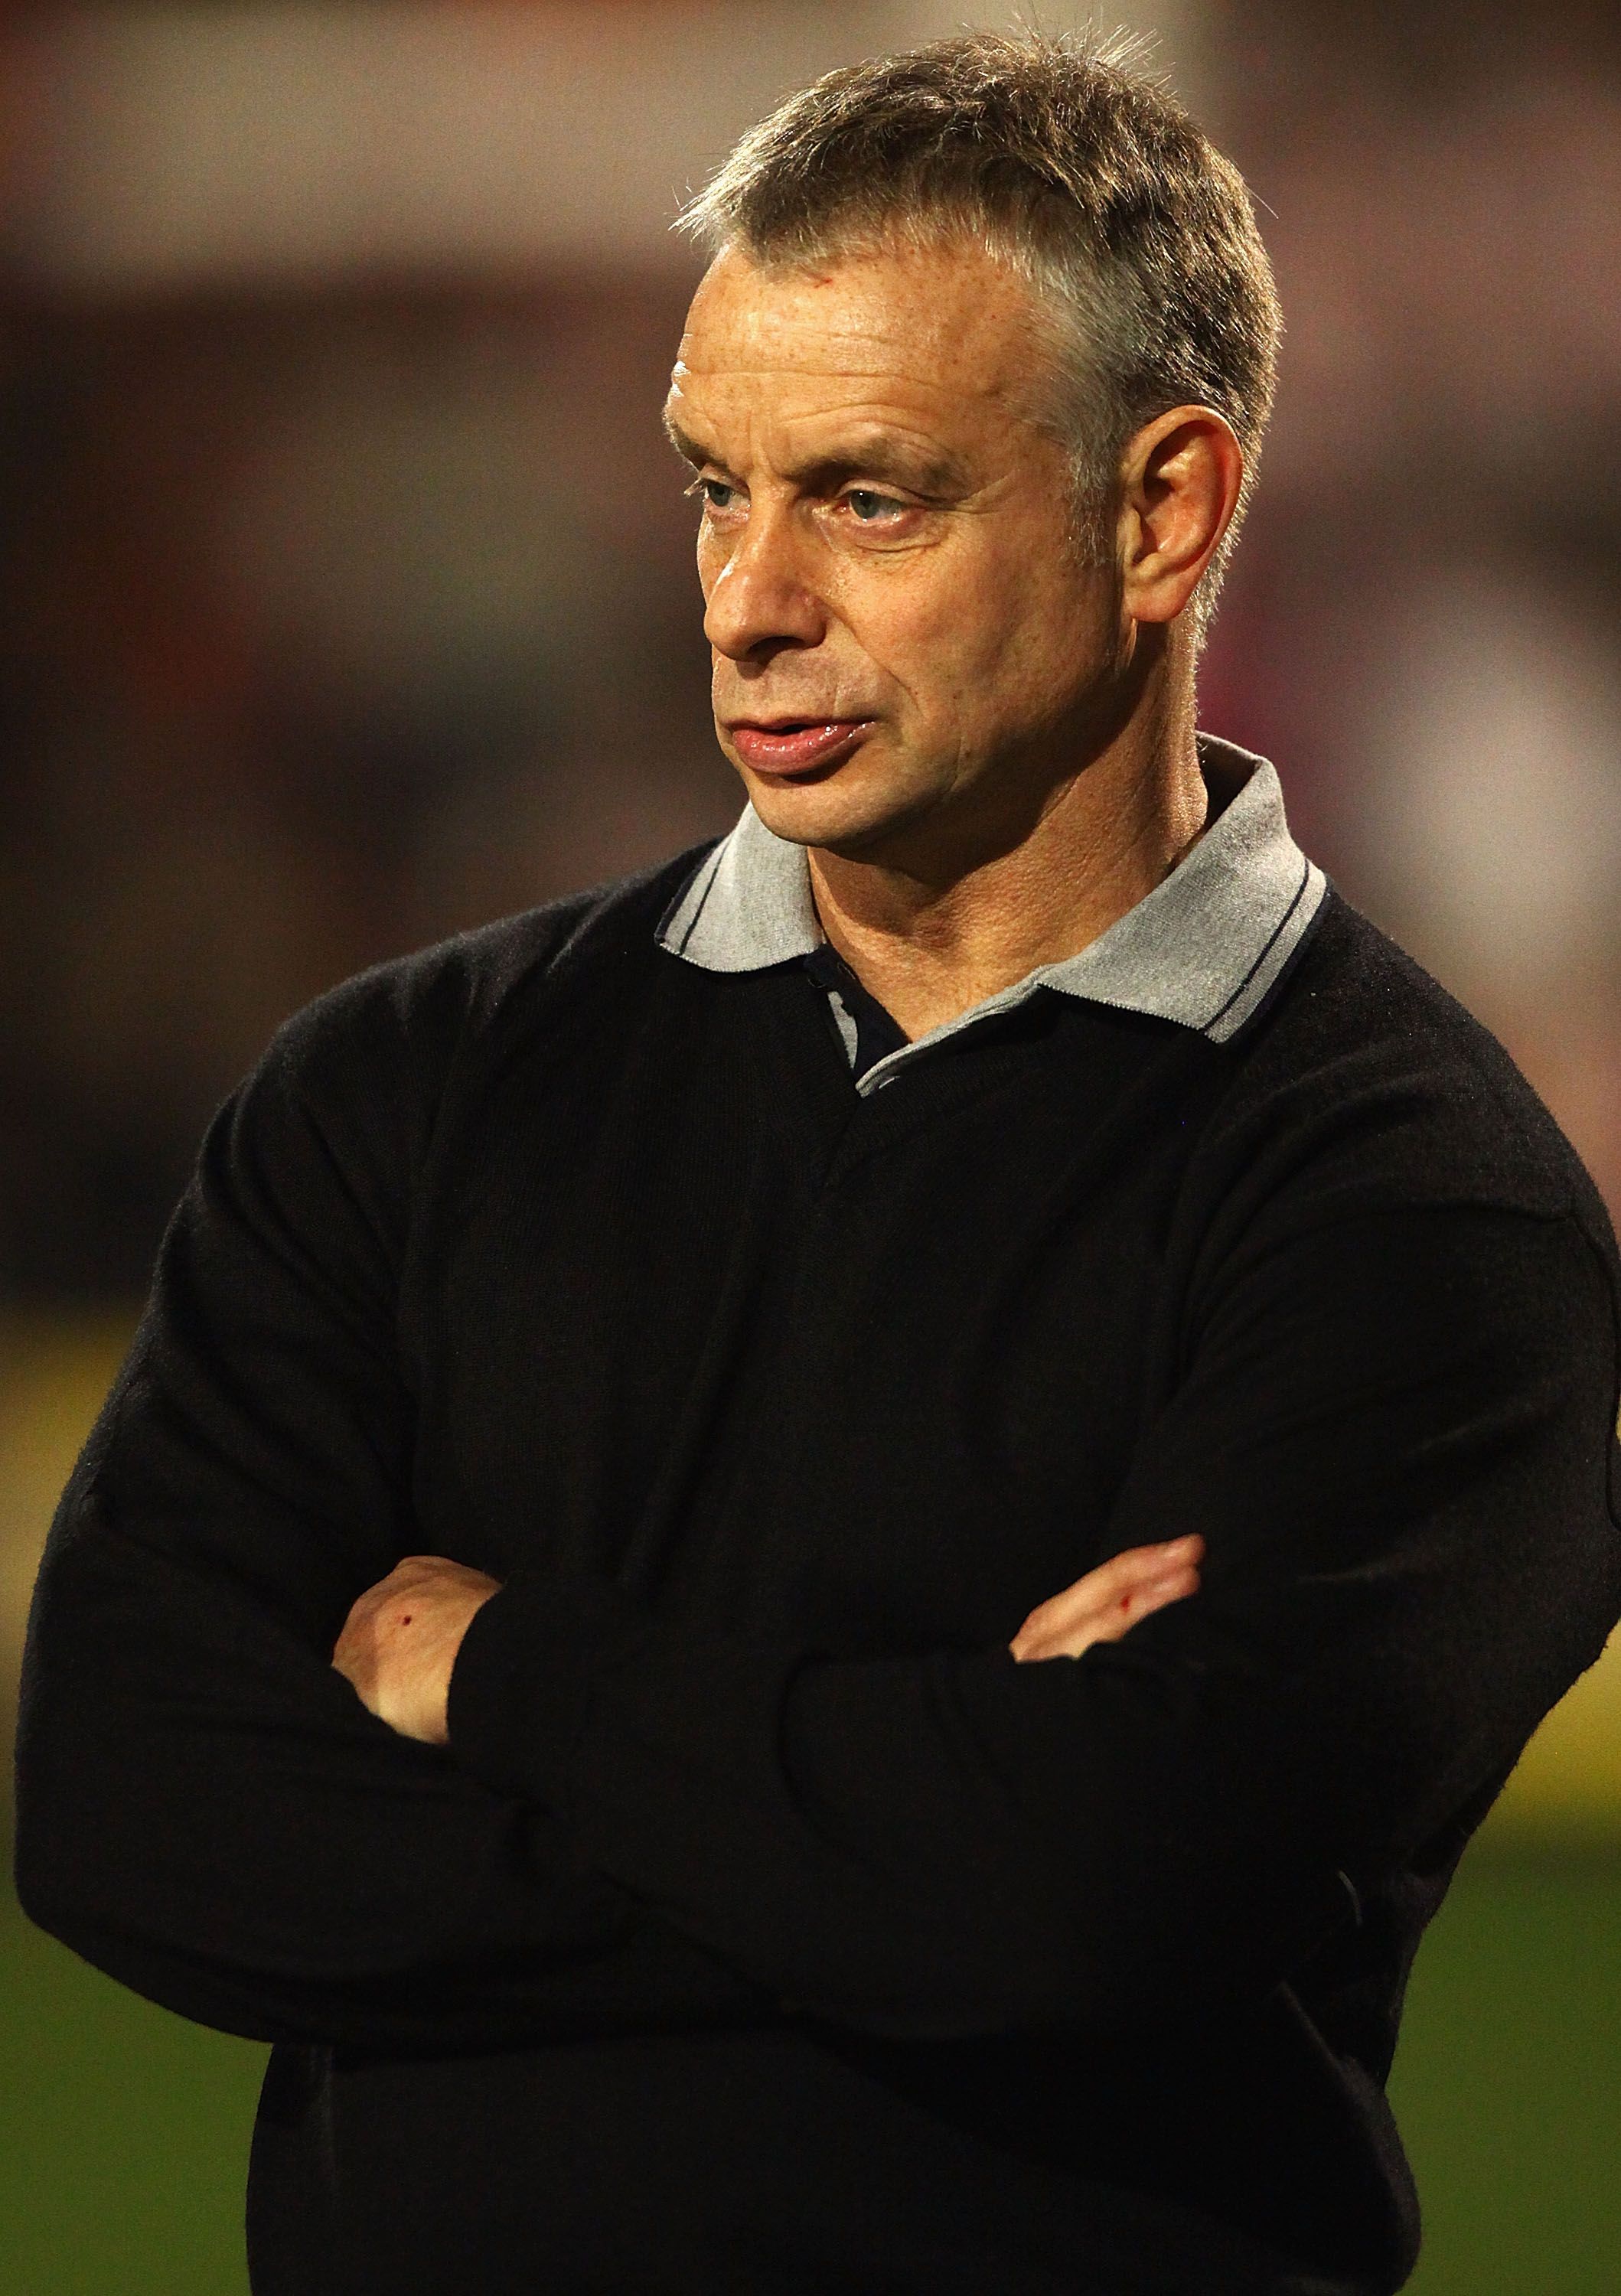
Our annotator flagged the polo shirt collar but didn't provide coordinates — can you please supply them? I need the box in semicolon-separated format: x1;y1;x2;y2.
657;734;1326;1055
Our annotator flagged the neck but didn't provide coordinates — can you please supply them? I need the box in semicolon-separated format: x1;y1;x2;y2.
806;654;1207;1043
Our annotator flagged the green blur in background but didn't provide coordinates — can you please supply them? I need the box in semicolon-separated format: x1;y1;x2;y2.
5;1320;1619;2295
5;1847;1620;2294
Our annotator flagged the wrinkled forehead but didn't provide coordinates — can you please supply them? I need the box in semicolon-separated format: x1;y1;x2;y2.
670;240;1058;415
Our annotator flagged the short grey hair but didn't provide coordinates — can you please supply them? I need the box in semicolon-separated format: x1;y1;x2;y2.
678;29;1281;629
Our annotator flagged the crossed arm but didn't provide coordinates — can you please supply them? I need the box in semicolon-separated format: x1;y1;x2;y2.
18;1011;1619;2051
331;1538;1208;1746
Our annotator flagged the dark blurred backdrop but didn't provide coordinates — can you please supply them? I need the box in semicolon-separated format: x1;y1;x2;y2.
2;5;1618;2290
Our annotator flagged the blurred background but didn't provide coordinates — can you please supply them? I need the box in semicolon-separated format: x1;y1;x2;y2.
2;2;1619;2288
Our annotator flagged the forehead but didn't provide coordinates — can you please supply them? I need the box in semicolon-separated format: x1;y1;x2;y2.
670;240;1052;428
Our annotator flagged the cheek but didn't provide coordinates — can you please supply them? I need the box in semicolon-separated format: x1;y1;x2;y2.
954;554;1115;707
848;565;1075;726
823;557;990;688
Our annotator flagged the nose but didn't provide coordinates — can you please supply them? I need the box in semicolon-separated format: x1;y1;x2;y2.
703;502;827;662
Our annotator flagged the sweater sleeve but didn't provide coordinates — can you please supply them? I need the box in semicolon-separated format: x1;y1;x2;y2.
12;983;758;2050
446;1202;1621;2038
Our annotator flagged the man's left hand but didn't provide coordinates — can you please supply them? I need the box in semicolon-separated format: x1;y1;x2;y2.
332;1555;502;1743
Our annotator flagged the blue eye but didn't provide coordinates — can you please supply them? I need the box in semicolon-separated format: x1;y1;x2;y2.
690;476;740;514
846;489;899;522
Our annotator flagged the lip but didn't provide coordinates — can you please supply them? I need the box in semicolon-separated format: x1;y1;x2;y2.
726;718;874;777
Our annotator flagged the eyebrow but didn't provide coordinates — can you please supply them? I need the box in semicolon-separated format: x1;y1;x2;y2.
663;413;712;469
661;410;971;499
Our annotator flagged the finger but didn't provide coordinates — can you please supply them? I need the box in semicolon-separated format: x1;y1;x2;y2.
1011;1570;1193;1658
1013;1538;1203;1645
338;1557;445;1637
1010;1564;1200;1662
380;1555;450;1590
1038;1536;1204;1623
1084;1535;1205;1595
334;1571;419;1662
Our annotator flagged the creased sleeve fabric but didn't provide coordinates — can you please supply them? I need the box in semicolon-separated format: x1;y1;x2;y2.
12;965;758;2050
447;1202;1621;2037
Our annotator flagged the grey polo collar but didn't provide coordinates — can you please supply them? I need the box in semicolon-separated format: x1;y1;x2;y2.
658;735;1326;1089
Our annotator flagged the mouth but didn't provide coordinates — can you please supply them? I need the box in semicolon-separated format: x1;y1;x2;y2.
724;718;875;778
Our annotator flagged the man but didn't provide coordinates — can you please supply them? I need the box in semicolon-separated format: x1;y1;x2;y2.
15;31;1621;2296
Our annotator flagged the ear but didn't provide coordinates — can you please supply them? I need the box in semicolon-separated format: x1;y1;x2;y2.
1116;406;1244;628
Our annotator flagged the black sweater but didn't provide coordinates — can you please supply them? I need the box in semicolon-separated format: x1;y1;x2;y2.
15;852;1621;2296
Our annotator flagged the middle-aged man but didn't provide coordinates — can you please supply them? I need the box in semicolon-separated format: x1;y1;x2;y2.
17;31;1621;2296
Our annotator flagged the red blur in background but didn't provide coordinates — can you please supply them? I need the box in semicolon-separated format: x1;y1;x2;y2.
1;0;1618;1293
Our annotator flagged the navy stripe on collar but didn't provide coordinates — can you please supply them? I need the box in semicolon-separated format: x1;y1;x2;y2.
657;735;1327;1083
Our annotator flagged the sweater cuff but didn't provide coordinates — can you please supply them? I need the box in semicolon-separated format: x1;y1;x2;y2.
446;1575;652;1812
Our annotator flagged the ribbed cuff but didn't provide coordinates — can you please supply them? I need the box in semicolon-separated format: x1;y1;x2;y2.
445;1574;652;1812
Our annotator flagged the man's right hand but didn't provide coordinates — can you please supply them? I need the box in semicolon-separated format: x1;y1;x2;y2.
1009;1535;1203;1663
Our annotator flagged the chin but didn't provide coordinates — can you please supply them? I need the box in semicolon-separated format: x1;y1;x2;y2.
742;762;934;856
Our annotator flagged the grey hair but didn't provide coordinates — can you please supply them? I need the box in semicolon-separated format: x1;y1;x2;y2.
677;28;1281;631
